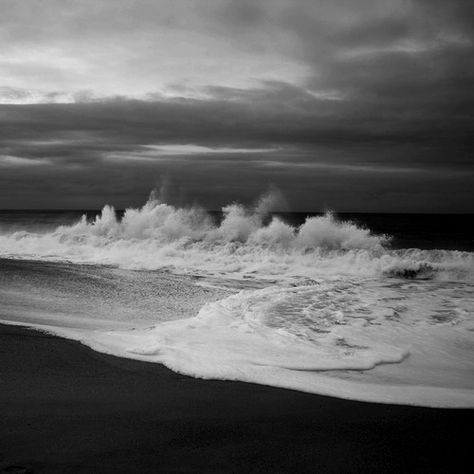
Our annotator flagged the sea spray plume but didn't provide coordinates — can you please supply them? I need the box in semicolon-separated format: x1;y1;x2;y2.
120;195;213;242
295;212;389;251
218;189;290;242
87;205;121;238
63;191;213;242
254;188;289;219
249;218;295;248
150;178;172;204
148;176;189;208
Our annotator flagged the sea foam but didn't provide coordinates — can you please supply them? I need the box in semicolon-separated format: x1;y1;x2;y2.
61;279;474;408
1;193;473;407
0;192;472;282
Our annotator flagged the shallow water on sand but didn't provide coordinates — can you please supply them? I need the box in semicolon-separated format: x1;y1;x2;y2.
0;259;231;330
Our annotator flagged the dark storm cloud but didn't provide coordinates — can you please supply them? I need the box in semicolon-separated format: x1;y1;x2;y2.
0;0;473;211
1;84;472;211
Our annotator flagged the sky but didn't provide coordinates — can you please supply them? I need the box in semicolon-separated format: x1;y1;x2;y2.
0;0;473;212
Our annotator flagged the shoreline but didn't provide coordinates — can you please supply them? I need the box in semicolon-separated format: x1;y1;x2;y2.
1;323;472;473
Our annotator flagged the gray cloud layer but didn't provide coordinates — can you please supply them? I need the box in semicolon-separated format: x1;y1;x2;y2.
0;0;473;211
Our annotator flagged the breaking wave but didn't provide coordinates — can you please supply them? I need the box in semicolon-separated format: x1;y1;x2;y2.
0;192;472;282
1;191;473;407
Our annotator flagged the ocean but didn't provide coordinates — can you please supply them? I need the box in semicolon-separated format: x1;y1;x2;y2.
0;195;473;408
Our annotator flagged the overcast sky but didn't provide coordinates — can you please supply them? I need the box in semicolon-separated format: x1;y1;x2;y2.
0;0;473;211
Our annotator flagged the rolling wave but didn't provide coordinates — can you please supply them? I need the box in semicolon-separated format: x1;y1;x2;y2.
0;192;472;282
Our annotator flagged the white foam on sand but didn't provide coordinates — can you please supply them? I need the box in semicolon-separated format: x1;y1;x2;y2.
12;279;473;408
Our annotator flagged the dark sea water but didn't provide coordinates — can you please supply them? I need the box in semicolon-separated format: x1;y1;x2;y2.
0;203;473;408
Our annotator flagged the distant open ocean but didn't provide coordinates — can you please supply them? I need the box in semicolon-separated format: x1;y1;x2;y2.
1;199;473;408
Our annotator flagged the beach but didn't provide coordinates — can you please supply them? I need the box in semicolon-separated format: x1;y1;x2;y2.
3;0;473;470
1;323;472;473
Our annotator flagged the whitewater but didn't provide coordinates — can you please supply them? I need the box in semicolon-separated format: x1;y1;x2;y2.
1;192;473;408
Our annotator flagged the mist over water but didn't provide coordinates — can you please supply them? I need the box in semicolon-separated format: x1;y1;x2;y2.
0;191;473;407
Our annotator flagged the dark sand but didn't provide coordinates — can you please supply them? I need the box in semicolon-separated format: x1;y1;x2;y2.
0;324;472;473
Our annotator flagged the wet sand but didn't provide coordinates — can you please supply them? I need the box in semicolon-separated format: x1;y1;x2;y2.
0;323;472;473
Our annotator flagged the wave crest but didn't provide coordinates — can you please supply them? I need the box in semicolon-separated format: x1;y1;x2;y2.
0;192;472;281
61;192;387;250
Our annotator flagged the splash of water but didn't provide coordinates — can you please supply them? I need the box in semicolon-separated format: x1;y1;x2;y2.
0;191;472;282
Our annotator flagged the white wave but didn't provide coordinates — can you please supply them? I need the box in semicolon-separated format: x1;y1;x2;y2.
42;279;473;408
0;192;472;282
